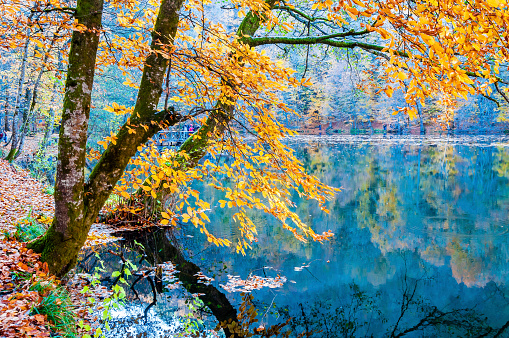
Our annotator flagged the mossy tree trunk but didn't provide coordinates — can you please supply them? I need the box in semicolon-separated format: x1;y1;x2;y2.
134;0;277;212
30;0;279;278
27;0;104;276
28;0;186;277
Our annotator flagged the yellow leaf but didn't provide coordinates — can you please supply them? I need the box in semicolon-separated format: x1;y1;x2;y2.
486;0;502;7
397;72;408;81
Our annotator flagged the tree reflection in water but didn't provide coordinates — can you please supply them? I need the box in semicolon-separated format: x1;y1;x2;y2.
76;136;509;337
78;227;509;338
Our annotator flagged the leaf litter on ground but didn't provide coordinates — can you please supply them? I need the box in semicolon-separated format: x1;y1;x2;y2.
0;159;118;337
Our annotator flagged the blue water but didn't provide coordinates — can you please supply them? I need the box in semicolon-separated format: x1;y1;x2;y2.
83;135;509;337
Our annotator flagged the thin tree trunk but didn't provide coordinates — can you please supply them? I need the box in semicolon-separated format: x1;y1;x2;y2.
416;103;425;135
11;28;62;160
3;86;9;133
6;89;30;161
6;31;31;160
39;50;63;155
39;107;56;155
14;89;31;159
1;88;7;134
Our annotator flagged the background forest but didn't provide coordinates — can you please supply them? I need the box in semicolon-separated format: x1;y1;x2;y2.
1;1;509;176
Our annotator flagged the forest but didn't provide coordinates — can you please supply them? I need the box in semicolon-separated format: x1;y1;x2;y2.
1;0;509;337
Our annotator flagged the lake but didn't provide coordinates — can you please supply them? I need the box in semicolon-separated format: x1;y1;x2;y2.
78;135;509;337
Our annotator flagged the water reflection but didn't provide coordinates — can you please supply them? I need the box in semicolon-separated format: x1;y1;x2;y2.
80;135;509;337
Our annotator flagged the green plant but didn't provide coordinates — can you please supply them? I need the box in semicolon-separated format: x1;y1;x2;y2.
2;229;14;240
79;252;136;338
12;209;47;242
43;185;55;195
30;282;77;338
28;152;56;185
181;295;206;336
12;270;32;282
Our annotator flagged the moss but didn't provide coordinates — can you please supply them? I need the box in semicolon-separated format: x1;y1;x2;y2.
5;148;18;162
28;219;84;277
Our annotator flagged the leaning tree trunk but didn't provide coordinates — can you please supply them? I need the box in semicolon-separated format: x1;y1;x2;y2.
1;88;7;134
6;89;30;160
29;0;187;277
11;29;61;160
39;49;63;156
416;102;425;134
133;1;278;214
39;107;56;155
5;31;31;159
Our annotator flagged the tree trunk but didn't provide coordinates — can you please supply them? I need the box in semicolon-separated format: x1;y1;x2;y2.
39;107;56;155
27;0;104;276
5;33;31;159
416;103;425;135
10;29;62;160
134;0;278;211
1;89;7;134
29;0;187;277
39;48;64;156
3;88;9;132
6;89;30;160
13;89;31;159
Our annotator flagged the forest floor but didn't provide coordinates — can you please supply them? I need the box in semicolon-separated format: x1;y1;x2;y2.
0;159;117;337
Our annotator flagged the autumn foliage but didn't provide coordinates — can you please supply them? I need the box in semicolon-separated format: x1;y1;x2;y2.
0;0;508;278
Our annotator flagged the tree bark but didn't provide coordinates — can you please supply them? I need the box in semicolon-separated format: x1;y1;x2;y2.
1;87;8;133
27;0;104;276
5;34;31;159
135;0;278;209
29;0;187;277
13;89;31;159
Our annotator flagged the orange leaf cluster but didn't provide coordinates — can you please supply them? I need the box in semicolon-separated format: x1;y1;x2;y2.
0;160;54;234
220;273;287;293
0;239;51;337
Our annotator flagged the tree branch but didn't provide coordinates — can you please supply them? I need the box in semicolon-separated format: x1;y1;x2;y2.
245;35;409;57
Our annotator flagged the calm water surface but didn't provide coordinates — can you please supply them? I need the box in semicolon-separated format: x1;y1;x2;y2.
81;135;509;337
